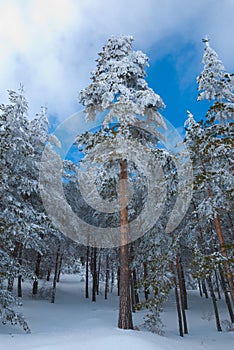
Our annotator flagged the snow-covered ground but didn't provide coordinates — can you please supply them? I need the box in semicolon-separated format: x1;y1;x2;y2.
1;274;233;350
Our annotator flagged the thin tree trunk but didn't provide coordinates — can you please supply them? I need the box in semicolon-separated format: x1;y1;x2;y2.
180;259;188;309
33;252;42;295
198;279;203;297
202;279;209;298
207;276;222;332
176;255;188;334
51;243;60;304
117;266;120;297
92;246;97;302
118;159;133;330
214;270;221;300
171;261;183;337
85;245;89;298
132;269;139;304
111;266;115;293
105;254;109;300
57;254;63;283
143;261;149;301
96;254;101;295
47;267;51;282
219;267;234;323
18;243;23;298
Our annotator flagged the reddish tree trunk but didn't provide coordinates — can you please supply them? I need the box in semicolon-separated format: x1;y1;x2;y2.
118;159;133;330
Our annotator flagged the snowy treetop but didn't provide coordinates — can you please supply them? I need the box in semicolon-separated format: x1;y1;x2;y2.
79;35;166;132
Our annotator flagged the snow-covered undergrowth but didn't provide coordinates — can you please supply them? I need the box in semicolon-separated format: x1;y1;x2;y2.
0;274;233;350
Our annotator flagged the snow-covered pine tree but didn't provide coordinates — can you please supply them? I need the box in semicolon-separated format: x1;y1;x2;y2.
197;35;234;124
0;87;34;331
78;35;166;329
197;38;234;302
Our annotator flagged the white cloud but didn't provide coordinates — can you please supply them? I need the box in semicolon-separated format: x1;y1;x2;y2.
0;0;233;121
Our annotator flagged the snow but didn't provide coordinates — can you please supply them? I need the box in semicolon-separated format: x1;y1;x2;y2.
1;274;233;350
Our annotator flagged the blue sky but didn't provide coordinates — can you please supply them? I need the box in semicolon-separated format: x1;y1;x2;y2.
0;0;233;133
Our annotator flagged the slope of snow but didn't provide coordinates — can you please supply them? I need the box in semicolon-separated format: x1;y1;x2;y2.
1;274;233;350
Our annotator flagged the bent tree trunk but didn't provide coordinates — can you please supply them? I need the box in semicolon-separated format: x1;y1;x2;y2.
118;159;133;330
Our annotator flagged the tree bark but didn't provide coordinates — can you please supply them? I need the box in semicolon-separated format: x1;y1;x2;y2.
118;159;133;330
85;245;89;298
171;261;183;337
207;187;234;302
207;276;222;332
214;269;221;300
33;252;42;295
47;267;51;281
180;259;188;309
202;279;209;298
132;269;139;305
96;254;101;295
91;246;97;302
57;254;63;283
117;267;120;297
17;243;23;298
105;254;109;300
111;266;115;293
219;267;234;323
51;243;60;303
198;279;203;297
143;261;149;301
176;255;188;334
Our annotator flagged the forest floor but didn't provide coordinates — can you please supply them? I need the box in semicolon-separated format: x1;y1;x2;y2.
0;274;233;350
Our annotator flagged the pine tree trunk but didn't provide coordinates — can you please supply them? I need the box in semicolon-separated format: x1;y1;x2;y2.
92;246;97;302
132;269;139;304
57;254;63;283
118;159;133;330
214;270;221;300
176;255;188;334
214;214;234;302
47;267;51;281
85;245;89;298
219;267;234;323
207;276;222;332
202;279;209;298
207;187;234;302
18;243;23;298
105;254;109;300
33;252;42;295
111;266;115;293
143;261;149;301
117;266;120;297
180;259;188;309
51;243;60;304
97;254;101;295
171;261;183;337
198;279;203;297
